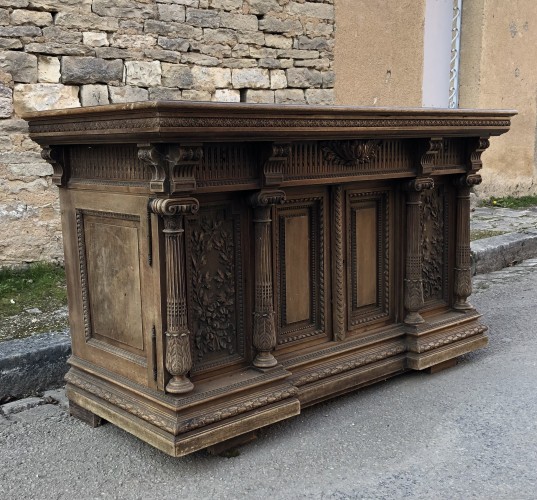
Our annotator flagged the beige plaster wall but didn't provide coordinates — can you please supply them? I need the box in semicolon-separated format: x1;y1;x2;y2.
334;0;426;107
460;0;537;196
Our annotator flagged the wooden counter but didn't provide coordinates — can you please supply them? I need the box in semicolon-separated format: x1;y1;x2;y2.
27;102;515;456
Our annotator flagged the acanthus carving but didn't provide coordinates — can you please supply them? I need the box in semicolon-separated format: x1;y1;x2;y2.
42;145;68;186
421;186;445;302
138;143;167;193
190;214;236;363
262;142;291;186
321;139;382;166
168;144;203;194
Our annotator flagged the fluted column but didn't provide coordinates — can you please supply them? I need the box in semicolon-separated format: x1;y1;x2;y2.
250;190;286;368
453;174;481;310
151;197;199;394
403;178;434;325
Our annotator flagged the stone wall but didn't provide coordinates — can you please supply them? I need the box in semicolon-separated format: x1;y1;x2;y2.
0;0;335;266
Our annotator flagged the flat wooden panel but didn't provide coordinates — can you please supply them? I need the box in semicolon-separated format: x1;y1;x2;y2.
355;205;377;307
284;215;311;324
85;219;144;350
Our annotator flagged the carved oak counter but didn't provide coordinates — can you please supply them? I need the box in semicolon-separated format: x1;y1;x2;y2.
26;102;514;456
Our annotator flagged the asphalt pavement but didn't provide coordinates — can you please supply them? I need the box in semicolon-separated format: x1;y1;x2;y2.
1;259;537;499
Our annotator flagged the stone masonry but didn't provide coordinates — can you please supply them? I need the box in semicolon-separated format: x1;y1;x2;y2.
0;0;335;266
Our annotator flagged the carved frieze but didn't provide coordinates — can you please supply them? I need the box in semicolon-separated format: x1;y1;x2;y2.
321;139;382;167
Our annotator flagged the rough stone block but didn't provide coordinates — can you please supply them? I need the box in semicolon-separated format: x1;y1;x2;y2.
181;52;219;66
259;15;302;35
0;8;8;25
286;67;322;88
182;89;211;101
55;12;119;32
288;2;334;20
213;88;240;102
264;34;293;49
25;43;95;57
236;30;265;45
125;61;161;87
80;84;109;106
0;51;37;83
203;28;237;46
208;0;242;11
161;63;193;88
297;36;331;51
13;83;80;114
109;85;148;103
0;0;28;7
8;159;53;177
144;19;202;40
295;58;331;71
92;0;157;19
148;87;182;100
42;27;82;44
83;32;109;47
37;55;60;83
186;8;220;28
232;68;270;89
95;47;144;61
248;0;282;15
322;70;335;88
270;69;287;89
275;88;305;104
158;0;197;5
158;3;186;22
220;12;258;31
10;9;52;26
0;38;23;49
192;66;231;91
303;21;333;37
28;0;92;12
62;57;123;85
0;25;41;37
144;48;182;64
278;49;319;59
0;83;12;118
244;89;275;103
231;43;250;58
258;58;292;69
220;58;257;68
250;47;278;59
158;36;189;52
111;34;156;49
305;88;334;105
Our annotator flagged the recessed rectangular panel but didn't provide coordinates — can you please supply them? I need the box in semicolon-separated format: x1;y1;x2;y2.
284;215;311;324
355;205;377;307
85;219;144;350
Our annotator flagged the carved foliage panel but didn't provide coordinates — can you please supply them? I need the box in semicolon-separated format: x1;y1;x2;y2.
346;189;391;329
75;209;147;366
185;203;246;372
421;183;449;304
275;192;327;345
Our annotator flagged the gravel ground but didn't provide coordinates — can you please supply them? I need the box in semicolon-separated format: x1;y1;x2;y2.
1;262;537;500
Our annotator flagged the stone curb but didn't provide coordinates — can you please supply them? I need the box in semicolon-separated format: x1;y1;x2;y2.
471;230;537;275
2;229;537;402
0;330;71;401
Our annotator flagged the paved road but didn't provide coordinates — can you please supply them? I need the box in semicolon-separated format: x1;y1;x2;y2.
1;262;537;500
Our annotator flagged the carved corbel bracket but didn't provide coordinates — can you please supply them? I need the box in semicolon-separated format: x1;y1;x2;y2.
41;146;68;186
150;196;199;394
138;143;167;194
417;137;444;177
467;136;490;174
403;177;435;193
321;139;382;167
261;142;291;186
455;173;482;188
167;144;203;194
249;189;286;208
